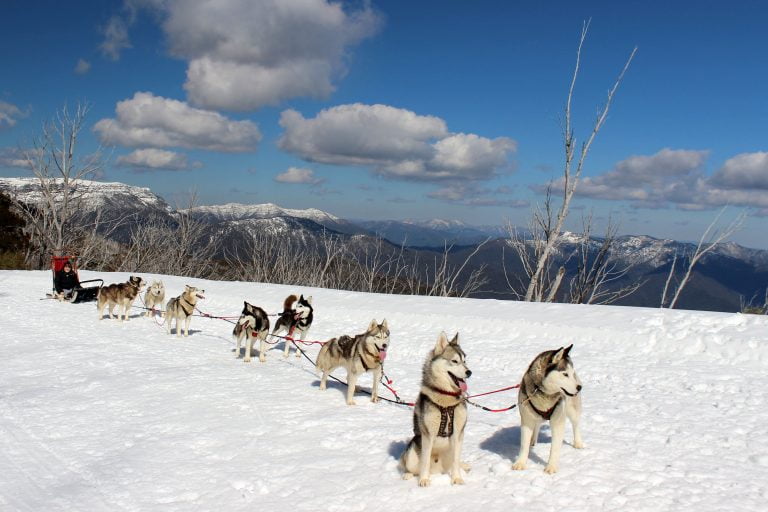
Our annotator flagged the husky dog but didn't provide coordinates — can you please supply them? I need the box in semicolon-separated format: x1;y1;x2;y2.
400;332;471;487
143;280;165;317
97;276;146;321
512;344;583;474
316;319;389;405
233;301;270;363
165;285;205;337
271;294;313;358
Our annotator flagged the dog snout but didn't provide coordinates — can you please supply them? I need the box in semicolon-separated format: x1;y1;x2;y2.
465;369;472;378
577;384;582;392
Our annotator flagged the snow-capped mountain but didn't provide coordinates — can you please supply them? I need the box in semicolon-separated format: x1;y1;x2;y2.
185;202;366;236
0;177;172;214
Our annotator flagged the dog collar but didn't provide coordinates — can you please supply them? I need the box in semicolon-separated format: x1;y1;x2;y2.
426;384;462;398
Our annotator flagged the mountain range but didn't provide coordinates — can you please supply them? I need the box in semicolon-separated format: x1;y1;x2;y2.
1;177;766;313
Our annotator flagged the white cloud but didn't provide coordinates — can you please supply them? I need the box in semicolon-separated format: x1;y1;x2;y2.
135;0;381;110
540;147;768;212
74;58;91;75
710;152;768;190
274;167;323;184
278;103;516;182
94;92;261;152
0;147;33;169
0;101;26;130
116;148;202;172
100;15;132;60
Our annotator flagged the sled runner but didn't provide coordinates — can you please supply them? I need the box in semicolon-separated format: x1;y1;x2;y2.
49;254;103;303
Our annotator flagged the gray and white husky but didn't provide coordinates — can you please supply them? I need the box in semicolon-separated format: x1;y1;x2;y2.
400;332;471;487
233;301;270;363
143;280;165;317
165;285;205;337
512;344;583;474
316;319;389;405
271;294;313;359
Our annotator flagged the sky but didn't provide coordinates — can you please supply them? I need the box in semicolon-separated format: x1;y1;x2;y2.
0;0;766;248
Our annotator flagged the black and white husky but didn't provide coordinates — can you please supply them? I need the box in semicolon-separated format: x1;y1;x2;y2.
316;319;389;405
400;332;471;487
233;301;270;363
271;294;313;358
512;344;583;474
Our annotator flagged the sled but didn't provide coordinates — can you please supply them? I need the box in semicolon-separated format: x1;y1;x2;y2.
49;254;103;303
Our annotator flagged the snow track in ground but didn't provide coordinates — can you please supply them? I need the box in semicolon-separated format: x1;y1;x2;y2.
1;270;767;511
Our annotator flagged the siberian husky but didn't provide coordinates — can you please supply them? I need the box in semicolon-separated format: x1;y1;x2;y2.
271;294;313;358
97;276;146;321
233;301;270;363
165;285;205;337
143;280;165;317
512;344;583;474
316;319;389;405
400;332;471;487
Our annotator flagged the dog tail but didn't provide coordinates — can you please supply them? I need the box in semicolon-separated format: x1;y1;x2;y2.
315;338;335;371
283;294;298;312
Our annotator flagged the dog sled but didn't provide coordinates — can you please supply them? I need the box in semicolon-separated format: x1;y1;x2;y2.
48;254;103;303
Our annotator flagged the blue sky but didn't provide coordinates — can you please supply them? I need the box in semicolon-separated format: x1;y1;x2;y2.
1;0;767;248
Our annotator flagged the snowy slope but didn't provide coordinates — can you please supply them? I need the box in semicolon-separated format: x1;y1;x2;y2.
1;270;767;511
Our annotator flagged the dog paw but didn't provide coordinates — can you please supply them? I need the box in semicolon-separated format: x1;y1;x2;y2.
418;477;431;487
346;400;357;406
511;461;527;471
544;464;558;474
402;472;414;480
461;462;471;472
259;357;266;363
573;440;585;449
371;396;379;403
243;358;251;363
451;475;465;485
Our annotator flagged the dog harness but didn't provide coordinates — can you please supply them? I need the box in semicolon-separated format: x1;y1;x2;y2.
525;383;563;420
178;296;195;317
421;395;458;438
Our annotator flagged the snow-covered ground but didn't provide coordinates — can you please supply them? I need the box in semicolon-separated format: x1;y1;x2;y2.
1;270;767;511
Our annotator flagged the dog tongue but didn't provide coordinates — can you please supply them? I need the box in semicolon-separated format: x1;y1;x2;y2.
459;380;468;393
378;350;387;361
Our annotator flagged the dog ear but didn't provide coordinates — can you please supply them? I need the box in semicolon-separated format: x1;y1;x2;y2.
368;318;378;332
551;346;566;363
305;295;312;305
380;318;388;330
563;344;573;358
450;332;460;345
434;332;450;355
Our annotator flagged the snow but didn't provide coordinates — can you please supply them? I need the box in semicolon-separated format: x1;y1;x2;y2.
185;203;342;224
1;270;767;511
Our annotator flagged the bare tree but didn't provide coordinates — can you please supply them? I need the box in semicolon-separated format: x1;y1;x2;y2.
662;207;746;309
7;103;121;268
567;214;644;305
509;21;636;302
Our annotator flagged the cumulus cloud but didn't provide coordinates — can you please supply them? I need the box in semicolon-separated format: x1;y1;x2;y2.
278;103;516;182
274;167;323;184
540;147;768;212
135;0;381;110
100;15;132;60
74;58;91;75
0;101;26;130
0;147;33;169
116;148;202;172
94;92;261;152
710;152;768;190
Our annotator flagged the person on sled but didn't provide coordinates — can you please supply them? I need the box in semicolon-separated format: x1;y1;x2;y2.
54;260;80;301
